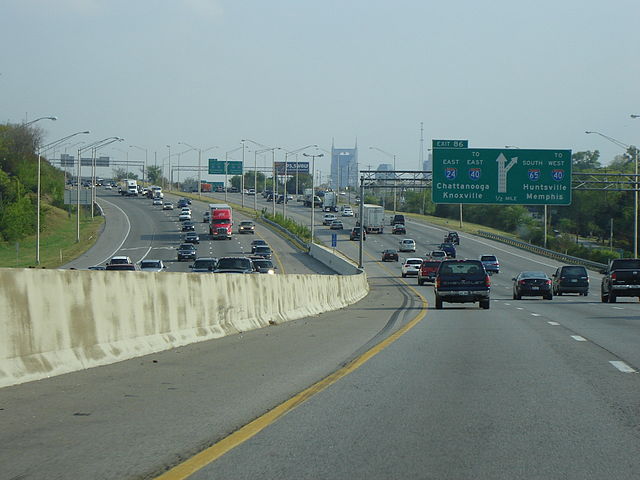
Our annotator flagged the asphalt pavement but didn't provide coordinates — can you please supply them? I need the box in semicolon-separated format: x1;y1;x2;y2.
4;191;640;479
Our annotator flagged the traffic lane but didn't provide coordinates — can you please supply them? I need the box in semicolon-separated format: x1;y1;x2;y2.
0;254;418;480
255;195;640;369
492;293;640;371
190;296;640;480
331;217;640;370
62;193;130;269
97;191;173;264
175;193;335;275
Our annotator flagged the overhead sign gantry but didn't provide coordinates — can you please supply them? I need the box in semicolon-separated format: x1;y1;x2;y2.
431;140;572;205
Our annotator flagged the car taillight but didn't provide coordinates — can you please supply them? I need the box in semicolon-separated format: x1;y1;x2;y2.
545;279;551;285
436;277;441;288
611;272;617;281
485;275;491;287
519;280;526;285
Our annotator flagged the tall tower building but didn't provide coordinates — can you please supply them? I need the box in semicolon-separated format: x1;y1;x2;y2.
330;139;358;191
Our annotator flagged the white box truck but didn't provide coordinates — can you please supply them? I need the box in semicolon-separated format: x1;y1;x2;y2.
361;204;384;233
322;191;338;212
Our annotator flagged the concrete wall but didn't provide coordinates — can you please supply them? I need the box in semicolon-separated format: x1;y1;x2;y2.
309;243;361;275
0;268;369;388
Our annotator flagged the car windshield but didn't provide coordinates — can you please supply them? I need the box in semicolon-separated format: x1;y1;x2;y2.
240;222;253;226
562;266;587;275
179;244;195;250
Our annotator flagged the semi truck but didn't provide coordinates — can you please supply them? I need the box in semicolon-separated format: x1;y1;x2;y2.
322;191;338;212
361;204;385;233
303;189;322;208
209;203;233;239
120;179;138;196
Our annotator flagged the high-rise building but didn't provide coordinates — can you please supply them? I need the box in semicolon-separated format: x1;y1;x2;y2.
376;163;394;180
330;140;358;191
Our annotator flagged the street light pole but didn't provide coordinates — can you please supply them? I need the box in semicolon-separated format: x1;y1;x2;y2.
281;144;317;218
77;137;123;242
36;129;91;263
30;116;58;264
129;145;148;184
303;152;324;246
586;130;637;257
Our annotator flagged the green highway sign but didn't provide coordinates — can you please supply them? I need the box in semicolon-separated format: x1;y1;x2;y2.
432;139;469;149
432;148;572;205
208;159;243;175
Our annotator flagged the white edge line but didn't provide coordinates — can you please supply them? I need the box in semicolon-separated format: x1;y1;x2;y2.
94;198;132;266
609;361;637;373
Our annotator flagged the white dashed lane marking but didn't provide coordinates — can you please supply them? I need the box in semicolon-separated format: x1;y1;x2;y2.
609;361;637;373
571;335;587;342
548;321;560;326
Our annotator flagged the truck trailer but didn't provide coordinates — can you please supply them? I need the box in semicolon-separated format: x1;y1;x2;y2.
361;204;385;233
209;203;233;239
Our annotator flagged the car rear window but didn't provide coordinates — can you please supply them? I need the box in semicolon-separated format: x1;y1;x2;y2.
438;261;485;276
217;258;251;269
406;259;422;265
481;255;497;262
562;266;587;276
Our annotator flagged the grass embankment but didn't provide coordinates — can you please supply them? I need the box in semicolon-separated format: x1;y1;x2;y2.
0;206;104;268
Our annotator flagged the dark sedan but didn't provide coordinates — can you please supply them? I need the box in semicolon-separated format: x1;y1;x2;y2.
512;271;553;300
184;232;200;244
381;249;399;262
252;245;272;259
251;239;268;253
181;222;196;232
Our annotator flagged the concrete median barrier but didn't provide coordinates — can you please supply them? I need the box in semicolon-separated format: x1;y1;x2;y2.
0;267;368;388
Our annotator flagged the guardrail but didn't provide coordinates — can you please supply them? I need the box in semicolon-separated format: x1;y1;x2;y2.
476;230;607;271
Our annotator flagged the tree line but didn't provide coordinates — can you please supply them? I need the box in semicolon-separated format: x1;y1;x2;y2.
0;123;66;242
367;147;640;262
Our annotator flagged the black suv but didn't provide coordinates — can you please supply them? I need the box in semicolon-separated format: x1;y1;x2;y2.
434;259;490;309
552;265;589;296
177;243;197;261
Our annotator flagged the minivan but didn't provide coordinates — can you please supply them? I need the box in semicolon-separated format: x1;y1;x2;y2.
552;265;589;296
391;214;405;225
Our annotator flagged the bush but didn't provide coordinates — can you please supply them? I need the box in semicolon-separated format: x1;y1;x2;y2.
265;213;311;243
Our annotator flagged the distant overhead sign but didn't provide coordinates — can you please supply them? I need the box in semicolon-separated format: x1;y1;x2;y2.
432;139;469;149
432;148;572;205
208;159;243;175
64;189;92;205
275;161;310;174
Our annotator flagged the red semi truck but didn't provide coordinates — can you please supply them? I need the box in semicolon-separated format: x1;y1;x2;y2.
209;203;233;239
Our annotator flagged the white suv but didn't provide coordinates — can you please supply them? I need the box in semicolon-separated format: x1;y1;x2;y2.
399;238;416;252
108;255;132;265
323;213;337;225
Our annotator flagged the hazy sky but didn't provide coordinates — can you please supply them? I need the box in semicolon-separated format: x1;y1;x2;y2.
2;0;639;181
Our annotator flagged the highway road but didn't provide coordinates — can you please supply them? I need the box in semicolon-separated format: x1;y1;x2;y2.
63;189;334;275
3;191;640;479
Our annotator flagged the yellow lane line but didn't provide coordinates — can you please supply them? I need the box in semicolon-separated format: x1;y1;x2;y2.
255;229;286;275
154;269;428;479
